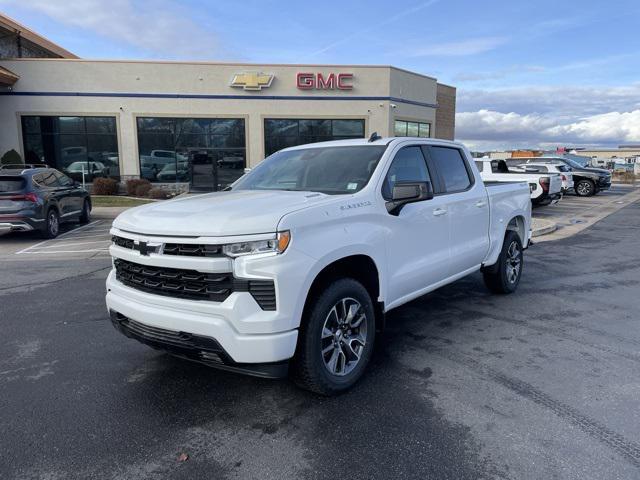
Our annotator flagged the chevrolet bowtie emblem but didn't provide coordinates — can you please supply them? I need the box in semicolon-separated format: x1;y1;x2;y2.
230;72;274;91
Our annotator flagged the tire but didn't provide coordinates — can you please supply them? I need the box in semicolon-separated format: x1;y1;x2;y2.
78;199;91;224
483;230;523;294
41;208;60;239
292;278;376;396
575;179;595;197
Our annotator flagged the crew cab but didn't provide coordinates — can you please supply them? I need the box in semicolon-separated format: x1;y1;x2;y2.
475;158;563;205
106;137;531;395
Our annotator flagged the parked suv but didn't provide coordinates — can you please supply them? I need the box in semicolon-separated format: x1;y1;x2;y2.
106;137;531;395
522;157;612;196
0;165;91;238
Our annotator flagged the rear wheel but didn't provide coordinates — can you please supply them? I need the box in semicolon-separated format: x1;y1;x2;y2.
292;278;376;396
575;179;595;197
78;199;91;224
41;209;60;239
483;230;523;294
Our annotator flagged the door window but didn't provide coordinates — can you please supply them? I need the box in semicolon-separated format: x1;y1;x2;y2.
38;170;60;188
382;146;431;200
54;171;74;187
428;147;472;193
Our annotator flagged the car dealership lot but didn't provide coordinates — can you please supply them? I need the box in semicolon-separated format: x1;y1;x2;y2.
1;202;640;479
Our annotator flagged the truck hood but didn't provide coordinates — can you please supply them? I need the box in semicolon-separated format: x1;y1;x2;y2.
112;190;333;237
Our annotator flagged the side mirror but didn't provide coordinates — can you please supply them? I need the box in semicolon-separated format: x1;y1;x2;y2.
386;181;433;215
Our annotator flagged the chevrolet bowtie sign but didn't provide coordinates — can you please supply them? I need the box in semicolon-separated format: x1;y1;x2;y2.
230;72;274;91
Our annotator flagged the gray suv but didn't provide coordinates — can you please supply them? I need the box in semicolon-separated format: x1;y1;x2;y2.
0;165;91;238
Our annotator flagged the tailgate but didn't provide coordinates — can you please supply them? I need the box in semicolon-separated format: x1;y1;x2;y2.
548;174;562;194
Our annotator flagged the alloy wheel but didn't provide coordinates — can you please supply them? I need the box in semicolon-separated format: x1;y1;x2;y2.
49;212;59;236
506;241;521;284
321;297;368;377
577;182;592;196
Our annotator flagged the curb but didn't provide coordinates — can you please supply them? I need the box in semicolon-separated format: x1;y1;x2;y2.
531;219;557;237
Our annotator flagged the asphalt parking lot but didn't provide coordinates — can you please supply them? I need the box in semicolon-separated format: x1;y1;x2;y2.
2;201;640;479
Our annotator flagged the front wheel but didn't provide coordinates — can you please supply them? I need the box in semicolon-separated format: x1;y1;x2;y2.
575;179;595;196
292;278;376;396
483;230;523;294
78;199;91;224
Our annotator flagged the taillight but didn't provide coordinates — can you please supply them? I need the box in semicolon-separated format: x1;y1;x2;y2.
6;193;39;203
539;177;550;192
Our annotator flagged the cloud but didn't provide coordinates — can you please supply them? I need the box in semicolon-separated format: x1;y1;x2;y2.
455;109;640;150
306;0;440;58
406;36;508;57
458;84;640;118
0;0;222;59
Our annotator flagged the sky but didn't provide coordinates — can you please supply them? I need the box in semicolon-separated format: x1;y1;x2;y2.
1;0;639;151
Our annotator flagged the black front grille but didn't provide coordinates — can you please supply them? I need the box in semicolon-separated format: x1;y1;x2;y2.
163;243;222;257
112;235;223;257
114;258;276;309
112;235;134;250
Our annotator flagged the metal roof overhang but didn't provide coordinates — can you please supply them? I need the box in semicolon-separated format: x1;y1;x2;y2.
0;65;19;86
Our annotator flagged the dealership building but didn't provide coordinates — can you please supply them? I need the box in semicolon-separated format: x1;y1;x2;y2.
0;14;456;192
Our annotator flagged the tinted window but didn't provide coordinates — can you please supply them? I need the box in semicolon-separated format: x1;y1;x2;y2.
474;161;484;172
38;170;60;187
21;116;119;181
54;171;74;187
429;147;472;192
0;177;26;192
394;120;430;138
136;117;246;188
382;147;430;200
264;119;365;156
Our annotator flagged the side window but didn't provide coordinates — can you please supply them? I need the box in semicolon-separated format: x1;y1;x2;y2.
382;146;431;200
39;170;60;188
474;161;484;172
54;170;74;186
31;173;44;189
429;147;473;193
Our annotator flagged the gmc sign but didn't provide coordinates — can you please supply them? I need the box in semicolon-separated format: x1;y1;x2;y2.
297;72;353;90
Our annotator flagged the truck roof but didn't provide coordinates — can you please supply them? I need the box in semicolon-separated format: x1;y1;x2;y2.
280;137;465;152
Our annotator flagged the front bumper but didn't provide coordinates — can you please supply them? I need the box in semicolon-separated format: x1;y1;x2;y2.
597;178;611;190
106;270;298;366
109;310;289;378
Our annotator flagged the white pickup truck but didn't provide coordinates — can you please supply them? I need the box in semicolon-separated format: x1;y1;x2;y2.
106;137;531;395
475;158;563;205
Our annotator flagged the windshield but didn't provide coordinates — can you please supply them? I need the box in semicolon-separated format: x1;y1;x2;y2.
232;145;387;195
563;158;584;169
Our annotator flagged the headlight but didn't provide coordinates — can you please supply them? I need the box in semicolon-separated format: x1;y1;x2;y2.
222;231;291;257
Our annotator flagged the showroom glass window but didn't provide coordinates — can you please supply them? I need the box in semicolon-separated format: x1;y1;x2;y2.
394;120;430;138
21;116;119;182
264;119;365;156
136;117;246;189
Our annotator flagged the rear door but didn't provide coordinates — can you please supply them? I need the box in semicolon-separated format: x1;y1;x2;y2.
37;170;69;215
54;170;83;214
381;145;450;305
425;146;490;276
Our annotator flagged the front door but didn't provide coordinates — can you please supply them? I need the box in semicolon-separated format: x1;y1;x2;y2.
381;145;450;307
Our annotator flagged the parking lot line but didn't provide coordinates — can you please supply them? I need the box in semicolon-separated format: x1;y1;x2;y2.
35;240;113;249
23;249;110;254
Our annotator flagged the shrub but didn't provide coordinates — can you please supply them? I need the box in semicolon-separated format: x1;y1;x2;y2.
0;149;23;166
148;187;170;200
135;183;152;197
126;178;151;196
92;177;119;195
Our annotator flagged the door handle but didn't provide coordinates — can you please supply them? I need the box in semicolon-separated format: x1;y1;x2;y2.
433;208;447;217
475;200;487;208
